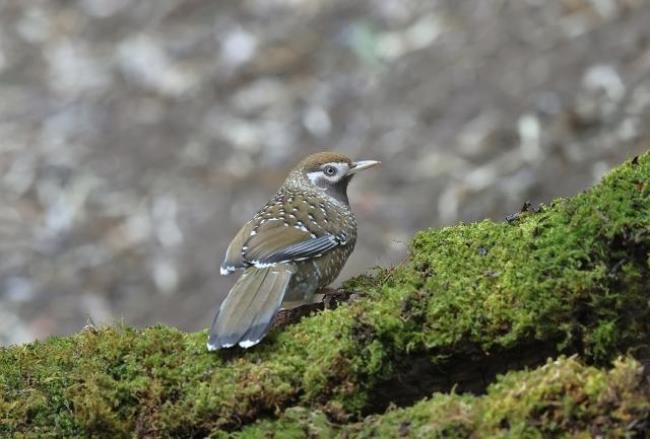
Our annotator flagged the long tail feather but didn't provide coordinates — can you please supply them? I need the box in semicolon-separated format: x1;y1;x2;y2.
207;265;295;350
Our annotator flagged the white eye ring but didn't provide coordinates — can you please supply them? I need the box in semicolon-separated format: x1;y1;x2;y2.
323;165;337;176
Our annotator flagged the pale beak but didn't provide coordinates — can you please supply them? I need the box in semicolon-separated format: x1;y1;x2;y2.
347;160;381;175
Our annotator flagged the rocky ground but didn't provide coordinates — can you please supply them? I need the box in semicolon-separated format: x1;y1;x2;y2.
0;0;648;345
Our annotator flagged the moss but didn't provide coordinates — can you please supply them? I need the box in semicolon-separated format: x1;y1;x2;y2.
238;356;650;438
1;153;649;437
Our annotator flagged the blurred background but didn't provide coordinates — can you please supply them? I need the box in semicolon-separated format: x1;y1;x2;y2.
0;0;648;345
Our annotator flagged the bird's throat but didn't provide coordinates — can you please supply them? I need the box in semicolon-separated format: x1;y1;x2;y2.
325;180;350;206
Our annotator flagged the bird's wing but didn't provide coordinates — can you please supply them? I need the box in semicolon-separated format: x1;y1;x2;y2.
221;220;255;274
247;225;339;265
221;219;339;273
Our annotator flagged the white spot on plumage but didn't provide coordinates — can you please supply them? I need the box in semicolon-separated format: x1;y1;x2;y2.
239;339;258;348
207;341;234;351
221;266;236;275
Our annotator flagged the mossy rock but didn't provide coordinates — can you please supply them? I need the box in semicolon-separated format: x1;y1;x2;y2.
1;153;649;437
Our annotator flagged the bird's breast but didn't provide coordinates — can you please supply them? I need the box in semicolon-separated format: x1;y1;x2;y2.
261;189;357;239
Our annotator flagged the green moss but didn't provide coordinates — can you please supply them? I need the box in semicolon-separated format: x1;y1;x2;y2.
239;356;650;438
1;153;649;437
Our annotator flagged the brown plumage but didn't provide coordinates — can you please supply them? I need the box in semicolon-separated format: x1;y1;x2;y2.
208;151;380;350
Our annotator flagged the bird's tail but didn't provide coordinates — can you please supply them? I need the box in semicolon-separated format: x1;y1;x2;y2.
207;265;295;350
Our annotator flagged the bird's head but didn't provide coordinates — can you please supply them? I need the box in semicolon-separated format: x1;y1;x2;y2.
286;151;380;205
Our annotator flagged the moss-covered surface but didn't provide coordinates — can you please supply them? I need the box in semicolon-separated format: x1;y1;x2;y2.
234;356;650;438
1;153;649;437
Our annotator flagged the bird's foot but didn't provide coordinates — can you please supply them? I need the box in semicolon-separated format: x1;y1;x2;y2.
272;288;358;329
316;288;358;310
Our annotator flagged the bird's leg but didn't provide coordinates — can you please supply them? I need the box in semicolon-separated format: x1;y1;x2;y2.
317;287;355;309
271;288;356;330
272;301;322;329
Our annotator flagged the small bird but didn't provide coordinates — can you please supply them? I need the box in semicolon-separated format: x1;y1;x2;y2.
207;152;380;350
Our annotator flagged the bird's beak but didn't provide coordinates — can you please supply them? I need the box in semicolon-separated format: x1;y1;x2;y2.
347;160;381;175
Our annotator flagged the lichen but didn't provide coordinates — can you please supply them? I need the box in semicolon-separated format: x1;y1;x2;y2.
1;153;649;437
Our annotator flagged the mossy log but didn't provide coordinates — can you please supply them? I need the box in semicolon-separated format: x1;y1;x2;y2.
235;356;650;438
1;153;649;438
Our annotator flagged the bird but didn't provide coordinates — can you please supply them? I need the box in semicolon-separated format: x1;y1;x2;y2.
207;151;380;350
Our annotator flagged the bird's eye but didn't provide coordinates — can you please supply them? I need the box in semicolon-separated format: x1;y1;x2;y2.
323;165;337;176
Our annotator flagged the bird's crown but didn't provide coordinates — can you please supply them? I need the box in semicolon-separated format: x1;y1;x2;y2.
294;152;353;173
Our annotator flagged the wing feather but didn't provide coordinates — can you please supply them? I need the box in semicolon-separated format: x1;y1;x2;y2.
221;218;339;273
254;234;338;264
221;220;255;274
